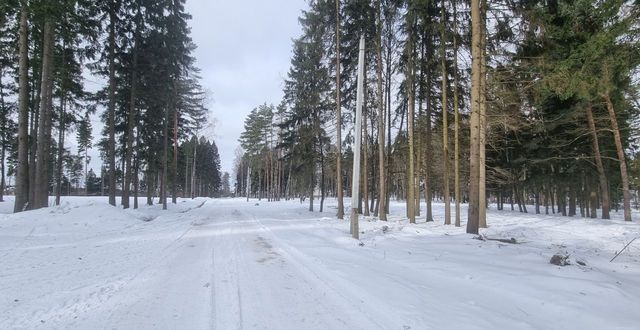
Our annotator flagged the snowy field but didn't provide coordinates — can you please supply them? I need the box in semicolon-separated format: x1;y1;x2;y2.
0;196;639;329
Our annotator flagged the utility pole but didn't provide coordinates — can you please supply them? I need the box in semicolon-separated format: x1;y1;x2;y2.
351;36;365;240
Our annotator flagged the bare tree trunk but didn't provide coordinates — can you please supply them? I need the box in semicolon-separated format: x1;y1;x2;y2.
0;75;6;202
415;96;422;218
467;0;482;234
441;0;451;225
385;38;393;215
161;105;169;210
34;19;55;209
191;136;197;198
29;109;38;205
590;191;598;218
134;133;140;209
569;185;577;216
585;103;610;219
376;0;386;220
320;151;325;212
107;8;117;206
478;0;487;229
14;3;30;213
123;34;139;209
55;34;68;206
422;40;434;222
604;91;632;221
184;147;190;197
146;169;153;205
172;94;178;204
55;89;65;206
309;167;314;212
363;98;370;216
453;0;461;227
335;0;344;220
84;146;89;195
406;11;416;224
29;65;42;208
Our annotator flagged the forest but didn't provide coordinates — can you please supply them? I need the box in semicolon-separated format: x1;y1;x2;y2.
0;0;226;212
0;0;638;235
0;1;639;327
236;0;640;234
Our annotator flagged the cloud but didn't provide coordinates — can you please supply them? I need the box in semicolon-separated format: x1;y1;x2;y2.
81;1;306;181
185;0;307;174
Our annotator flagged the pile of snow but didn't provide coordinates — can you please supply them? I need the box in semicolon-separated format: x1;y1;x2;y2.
1;196;638;329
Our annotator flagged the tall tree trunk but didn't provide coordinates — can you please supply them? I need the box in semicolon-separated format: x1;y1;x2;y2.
55;90;66;206
590;190;598;219
84;147;89;195
453;0;461;227
603;91;632;221
133;132;140;209
441;0;451;225
309;167;314;212
34;19;55;209
363;97;370;216
185;147;190;197
123;33;139;209
376;0;386;221
0;76;6;202
14;3;30;213
161;105;169;210
568;185;577;216
172;90;178;204
107;8;117;206
423;40;434;222
191;137;197;198
335;0;344;220
406;10;416;224
1;140;4;202
29;66;41;208
415;88;422;217
478;0;487;229
320;151;325;212
146;169;153;205
55;36;67;206
585;103;610;219
559;187;567;216
385;37;393;215
467;0;482;234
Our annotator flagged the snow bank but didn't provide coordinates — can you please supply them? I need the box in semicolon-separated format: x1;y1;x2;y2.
0;197;638;329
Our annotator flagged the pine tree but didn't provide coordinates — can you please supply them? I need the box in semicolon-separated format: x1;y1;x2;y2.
280;3;333;211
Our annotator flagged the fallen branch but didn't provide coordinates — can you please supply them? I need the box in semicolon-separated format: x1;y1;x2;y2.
474;235;518;244
610;237;638;263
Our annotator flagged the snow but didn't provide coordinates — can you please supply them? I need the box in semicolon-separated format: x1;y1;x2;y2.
1;196;639;329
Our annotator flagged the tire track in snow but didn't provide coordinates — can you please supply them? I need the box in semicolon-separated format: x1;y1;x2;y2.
206;203;384;329
250;215;390;329
4;199;208;329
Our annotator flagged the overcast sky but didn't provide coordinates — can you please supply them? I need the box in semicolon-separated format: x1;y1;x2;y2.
184;0;309;176
80;1;308;181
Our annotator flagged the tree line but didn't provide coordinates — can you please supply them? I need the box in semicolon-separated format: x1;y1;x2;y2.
236;0;639;233
0;0;223;212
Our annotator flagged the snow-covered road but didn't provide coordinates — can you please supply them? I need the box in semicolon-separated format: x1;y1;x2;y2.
1;197;639;329
0;198;395;329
